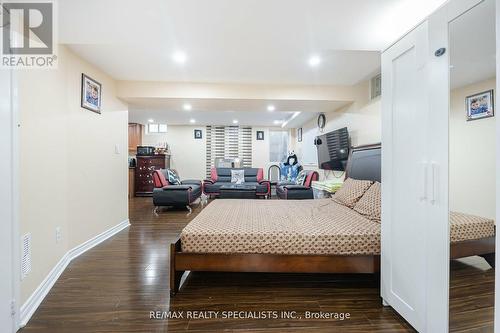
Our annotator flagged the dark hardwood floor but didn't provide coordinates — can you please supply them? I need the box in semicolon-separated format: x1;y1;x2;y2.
21;197;494;332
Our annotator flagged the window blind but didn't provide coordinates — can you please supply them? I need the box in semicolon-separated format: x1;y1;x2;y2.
206;125;252;177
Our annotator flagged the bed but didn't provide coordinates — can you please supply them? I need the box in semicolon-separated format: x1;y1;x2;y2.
170;144;495;296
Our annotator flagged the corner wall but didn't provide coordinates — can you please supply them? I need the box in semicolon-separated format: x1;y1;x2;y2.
141;125;207;180
18;45;129;304
292;80;381;179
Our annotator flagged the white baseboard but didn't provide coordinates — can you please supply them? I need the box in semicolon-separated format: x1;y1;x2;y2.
19;219;130;328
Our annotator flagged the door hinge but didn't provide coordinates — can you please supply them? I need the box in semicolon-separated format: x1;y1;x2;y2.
11;299;16;317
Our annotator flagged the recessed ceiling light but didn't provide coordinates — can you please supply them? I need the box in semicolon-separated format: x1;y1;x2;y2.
232;120;239;124
148;119;154;123
172;51;187;64
273;120;284;125
267;105;275;112
308;55;321;67
189;119;196;124
183;103;192;111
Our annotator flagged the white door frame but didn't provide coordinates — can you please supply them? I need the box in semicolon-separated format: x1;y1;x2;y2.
428;1;493;332
496;0;500;331
0;67;20;332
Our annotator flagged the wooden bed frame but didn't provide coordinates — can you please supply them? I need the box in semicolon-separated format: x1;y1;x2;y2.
170;238;381;296
169;144;495;296
169;237;495;296
451;236;495;267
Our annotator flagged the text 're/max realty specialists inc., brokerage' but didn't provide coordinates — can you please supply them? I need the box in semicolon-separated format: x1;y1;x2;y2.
150;310;352;321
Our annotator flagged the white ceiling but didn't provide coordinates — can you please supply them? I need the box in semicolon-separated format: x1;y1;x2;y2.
450;0;496;89
127;98;349;127
60;0;447;85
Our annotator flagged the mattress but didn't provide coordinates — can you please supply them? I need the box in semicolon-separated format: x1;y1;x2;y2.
449;211;495;243
180;200;496;256
181;199;381;255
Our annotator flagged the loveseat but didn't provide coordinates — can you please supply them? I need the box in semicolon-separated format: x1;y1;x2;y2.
203;167;270;198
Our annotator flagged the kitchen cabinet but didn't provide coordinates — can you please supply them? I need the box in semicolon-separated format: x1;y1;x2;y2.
129;168;135;198
128;123;143;153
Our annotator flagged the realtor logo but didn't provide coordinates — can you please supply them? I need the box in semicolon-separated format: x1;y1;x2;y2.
1;1;57;68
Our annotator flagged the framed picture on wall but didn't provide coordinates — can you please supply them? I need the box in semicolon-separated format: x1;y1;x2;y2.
297;128;302;142
466;89;494;121
81;74;102;114
194;129;202;139
256;131;264;140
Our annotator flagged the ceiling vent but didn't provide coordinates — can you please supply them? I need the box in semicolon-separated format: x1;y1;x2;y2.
21;233;31;280
370;73;382;100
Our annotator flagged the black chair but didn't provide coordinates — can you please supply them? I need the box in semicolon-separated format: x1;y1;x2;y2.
276;170;319;200
152;169;202;214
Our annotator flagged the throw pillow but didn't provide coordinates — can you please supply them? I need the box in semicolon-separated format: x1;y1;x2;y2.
166;169;181;185
332;177;373;208
353;182;381;222
231;170;245;184
295;170;307;185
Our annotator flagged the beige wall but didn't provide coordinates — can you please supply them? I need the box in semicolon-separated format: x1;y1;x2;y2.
19;45;128;303
251;127;291;176
450;78;496;219
141;125;206;180
292;80;381;180
117;80;357;102
140;125;287;179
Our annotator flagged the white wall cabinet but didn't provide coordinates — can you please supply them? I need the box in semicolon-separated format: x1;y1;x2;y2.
381;21;439;332
381;0;487;332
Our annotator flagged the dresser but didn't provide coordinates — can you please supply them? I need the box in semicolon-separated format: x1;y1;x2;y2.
135;155;166;196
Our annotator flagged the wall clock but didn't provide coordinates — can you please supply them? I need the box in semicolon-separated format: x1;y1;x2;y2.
317;113;326;130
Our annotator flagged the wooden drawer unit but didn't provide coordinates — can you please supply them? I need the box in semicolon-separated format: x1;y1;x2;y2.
135;155;165;196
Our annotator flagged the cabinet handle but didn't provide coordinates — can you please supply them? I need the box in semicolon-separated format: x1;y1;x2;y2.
419;161;428;201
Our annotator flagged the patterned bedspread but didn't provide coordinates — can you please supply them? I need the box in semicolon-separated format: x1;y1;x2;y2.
180;199;495;255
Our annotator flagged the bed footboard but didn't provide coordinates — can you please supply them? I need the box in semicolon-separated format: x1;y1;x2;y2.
450;236;495;268
170;238;185;296
169;237;380;296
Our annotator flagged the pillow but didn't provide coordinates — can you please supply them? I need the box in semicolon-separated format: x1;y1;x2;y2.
166;169;181;185
153;170;169;188
332;178;373;208
353;182;381;223
231;170;245;184
295;170;307;185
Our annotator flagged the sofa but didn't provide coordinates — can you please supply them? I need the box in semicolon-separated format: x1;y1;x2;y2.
152;169;202;212
276;170;319;199
203;167;270;198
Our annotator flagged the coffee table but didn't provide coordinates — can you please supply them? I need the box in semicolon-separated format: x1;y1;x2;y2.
219;184;257;199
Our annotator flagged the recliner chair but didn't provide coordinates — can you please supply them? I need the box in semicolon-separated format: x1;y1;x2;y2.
152;169;202;213
276;170;319;200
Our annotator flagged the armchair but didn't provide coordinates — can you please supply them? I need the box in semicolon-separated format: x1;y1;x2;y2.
152;169;202;213
276;170;319;200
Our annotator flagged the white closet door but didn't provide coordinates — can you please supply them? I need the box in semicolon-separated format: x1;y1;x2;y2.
381;21;430;332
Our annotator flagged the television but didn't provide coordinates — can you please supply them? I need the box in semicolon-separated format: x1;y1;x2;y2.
314;127;350;171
